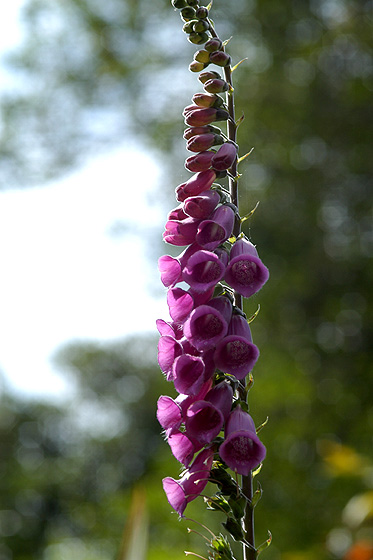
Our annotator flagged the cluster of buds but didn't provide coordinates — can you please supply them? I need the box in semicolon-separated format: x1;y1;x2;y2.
157;0;270;521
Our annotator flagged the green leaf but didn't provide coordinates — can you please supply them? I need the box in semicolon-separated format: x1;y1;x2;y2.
222;517;244;542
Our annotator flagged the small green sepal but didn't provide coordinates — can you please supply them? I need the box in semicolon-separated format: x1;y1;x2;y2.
257;531;272;555
231;58;248;72
237;147;254;165
250;482;263;509
256;416;269;434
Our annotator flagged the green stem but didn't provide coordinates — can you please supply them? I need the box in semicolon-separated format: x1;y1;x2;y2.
223;40;256;560
209;17;257;560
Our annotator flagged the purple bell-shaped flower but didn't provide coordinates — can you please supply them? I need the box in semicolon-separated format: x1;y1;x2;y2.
219;406;266;476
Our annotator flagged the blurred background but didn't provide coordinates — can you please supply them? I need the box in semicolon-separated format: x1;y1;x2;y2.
0;0;372;559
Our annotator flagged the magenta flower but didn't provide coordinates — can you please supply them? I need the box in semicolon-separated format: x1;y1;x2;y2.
183;190;220;219
184;125;218;140
205;380;233;421
168;430;199;466
211;142;238;171
219;406;266;476
163;216;200;246
185;382;233;444
157;395;183;433
158;255;182;288
225;237;269;298
172;353;206;396
203;78;230;94
214;314;259;380
186;133;223;152
196;204;236;250
183;296;233;351
175;169;217;202
185;151;215;172
167;205;188;221
182;249;228;292
157;335;183;379
167;287;194;323
184;106;229;126
162;447;215;516
185;400;224;444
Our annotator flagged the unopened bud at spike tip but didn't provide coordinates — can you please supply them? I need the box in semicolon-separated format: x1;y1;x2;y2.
203;78;230;93
188;32;209;45
205;38;223;52
186;132;224;152
192;92;224;108
184;107;229;126
195;6;208;18
180;6;196;21
171;0;187;8
193;50;210;64
183;125;220;140
198;70;221;84
189;60;207;73
209;51;232;67
193;20;210;33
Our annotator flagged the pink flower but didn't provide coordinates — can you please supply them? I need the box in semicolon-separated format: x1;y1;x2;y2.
183;296;233;351
211;142;238;171
162;447;214;516
157;335;183;379
225;237;269;297
182;249;228;292
196;204;236;250
214;314;259;380
176;169;217;202
219;406;266;476
172;353;206;396
183;190;220;219
185;381;233;444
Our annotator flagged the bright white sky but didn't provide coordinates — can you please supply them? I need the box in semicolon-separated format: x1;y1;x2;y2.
0;2;168;401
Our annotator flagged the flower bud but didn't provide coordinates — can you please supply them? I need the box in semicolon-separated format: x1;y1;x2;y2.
182;19;198;33
188;32;209;44
172;0;188;8
198;70;221;84
185;151;215;172
189;61;207;73
194;50;210;64
209;51;232;67
176;169;217;201
183;104;200;116
193;19;210;33
192;92;224;108
183;125;220;140
185;107;229;126
186;133;224;152
203;78;229;93
204;38;223;52
211;142;238;171
195;6;209;18
180;7;195;20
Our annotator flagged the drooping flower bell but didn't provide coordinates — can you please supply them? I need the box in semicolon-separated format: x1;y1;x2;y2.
162;446;215;516
183;295;233;351
225;237;269;298
219;405;266;476
214;313;259;380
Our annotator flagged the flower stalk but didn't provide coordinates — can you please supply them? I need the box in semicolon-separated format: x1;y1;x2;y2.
157;2;270;558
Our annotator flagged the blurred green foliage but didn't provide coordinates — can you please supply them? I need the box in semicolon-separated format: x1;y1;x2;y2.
0;0;372;558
